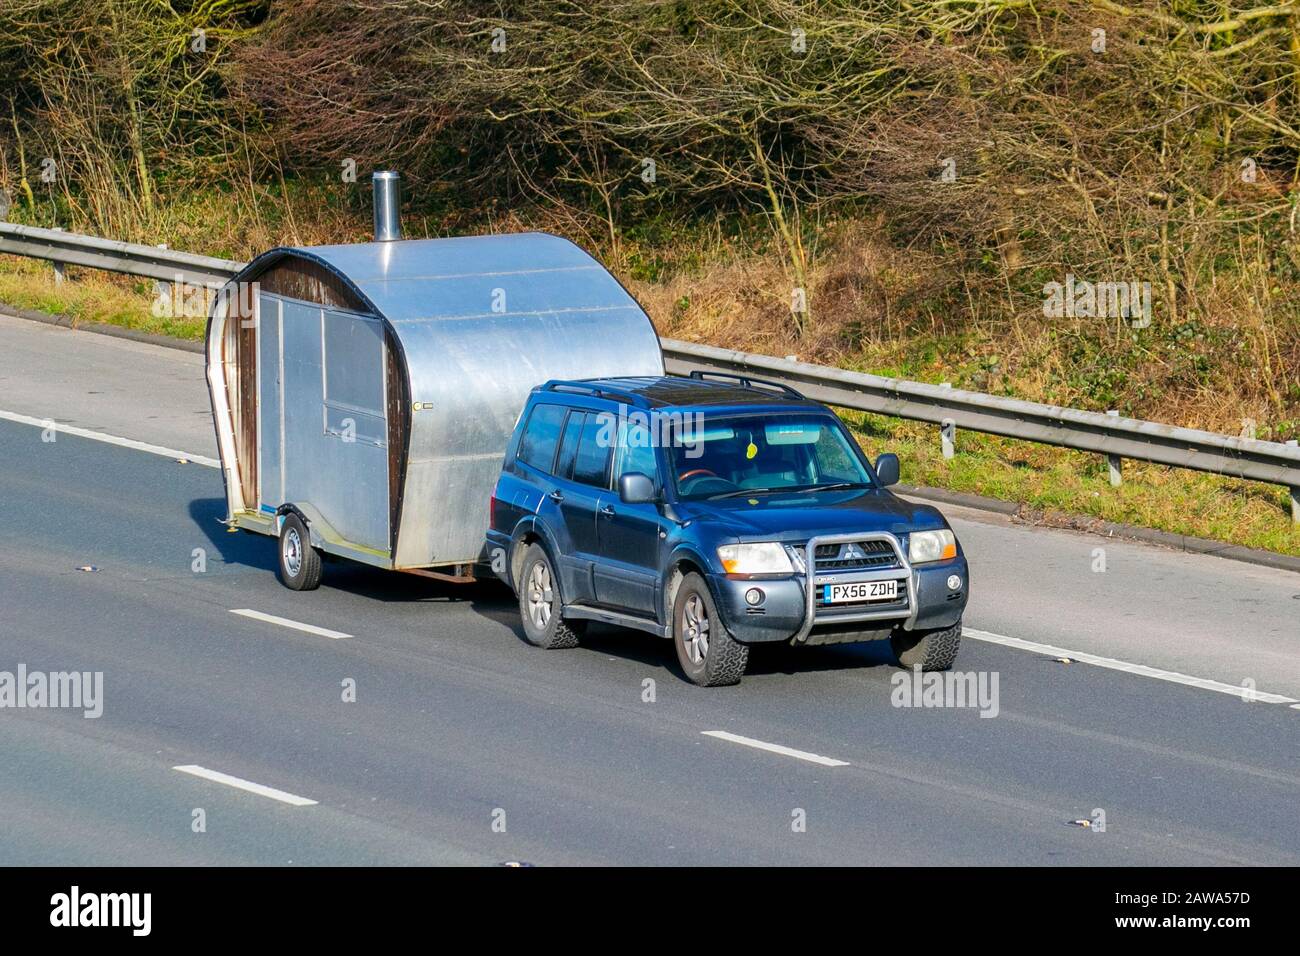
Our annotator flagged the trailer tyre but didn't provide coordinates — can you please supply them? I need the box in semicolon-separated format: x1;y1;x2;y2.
891;619;962;671
278;513;323;591
518;543;583;649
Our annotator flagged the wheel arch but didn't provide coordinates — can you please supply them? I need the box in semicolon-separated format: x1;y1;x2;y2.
510;516;566;601
662;546;714;627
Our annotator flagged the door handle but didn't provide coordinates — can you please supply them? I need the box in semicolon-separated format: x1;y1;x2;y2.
599;504;616;517
548;490;565;503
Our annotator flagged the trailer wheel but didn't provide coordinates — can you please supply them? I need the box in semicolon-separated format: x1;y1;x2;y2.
517;543;583;649
278;513;323;591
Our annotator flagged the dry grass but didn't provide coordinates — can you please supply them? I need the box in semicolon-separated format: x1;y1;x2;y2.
0;255;206;340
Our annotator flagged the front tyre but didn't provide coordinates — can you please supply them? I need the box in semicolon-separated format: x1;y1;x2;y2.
277;513;322;591
672;573;748;686
517;543;584;649
891;619;962;671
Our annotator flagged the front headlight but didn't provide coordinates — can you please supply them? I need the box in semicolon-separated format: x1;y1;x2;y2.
908;529;957;564
717;542;794;575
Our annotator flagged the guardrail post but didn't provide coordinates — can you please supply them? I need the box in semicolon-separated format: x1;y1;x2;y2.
938;383;955;460
940;418;956;460
152;245;173;317
1105;410;1122;486
1288;440;1299;524
51;227;65;284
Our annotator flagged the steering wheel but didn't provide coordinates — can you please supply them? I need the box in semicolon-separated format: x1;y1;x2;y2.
678;468;718;483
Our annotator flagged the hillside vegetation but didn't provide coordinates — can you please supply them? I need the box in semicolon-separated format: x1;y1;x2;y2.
2;3;1299;509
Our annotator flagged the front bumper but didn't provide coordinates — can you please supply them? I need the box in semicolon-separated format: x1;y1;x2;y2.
711;532;968;645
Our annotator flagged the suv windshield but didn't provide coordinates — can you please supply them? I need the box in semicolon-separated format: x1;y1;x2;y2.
668;413;873;500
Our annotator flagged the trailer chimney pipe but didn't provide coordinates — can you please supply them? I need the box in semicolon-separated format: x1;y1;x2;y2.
372;171;402;241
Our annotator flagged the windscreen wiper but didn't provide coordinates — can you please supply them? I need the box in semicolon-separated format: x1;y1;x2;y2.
706;487;785;499
796;481;871;492
706;481;868;500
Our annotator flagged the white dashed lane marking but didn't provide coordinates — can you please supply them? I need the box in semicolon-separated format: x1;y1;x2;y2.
702;731;850;767
230;609;353;640
172;765;318;806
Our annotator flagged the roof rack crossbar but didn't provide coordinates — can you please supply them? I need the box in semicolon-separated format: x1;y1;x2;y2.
541;380;649;406
685;369;804;398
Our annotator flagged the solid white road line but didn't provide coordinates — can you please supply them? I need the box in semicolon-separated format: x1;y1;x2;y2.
702;730;850;767
172;765;318;806
964;627;1299;705
0;408;220;468
230;609;352;640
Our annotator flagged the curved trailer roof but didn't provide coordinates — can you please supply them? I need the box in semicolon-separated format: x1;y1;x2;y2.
207;232;665;568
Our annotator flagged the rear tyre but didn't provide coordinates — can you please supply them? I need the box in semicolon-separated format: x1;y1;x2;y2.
672;573;748;687
892;619;961;671
517;543;584;649
277;513;323;591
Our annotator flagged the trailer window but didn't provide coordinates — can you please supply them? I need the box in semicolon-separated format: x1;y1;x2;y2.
323;311;385;416
518;403;567;472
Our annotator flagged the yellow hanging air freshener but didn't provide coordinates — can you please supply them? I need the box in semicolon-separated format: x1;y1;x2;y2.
746;441;758;459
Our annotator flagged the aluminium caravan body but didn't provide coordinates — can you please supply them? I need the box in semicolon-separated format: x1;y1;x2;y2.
204;232;664;583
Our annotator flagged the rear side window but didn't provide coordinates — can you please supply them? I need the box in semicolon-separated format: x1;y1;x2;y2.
572;414;612;486
517;403;567;472
554;411;586;479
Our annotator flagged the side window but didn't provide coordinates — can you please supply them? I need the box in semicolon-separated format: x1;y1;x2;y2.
322;310;387;445
615;420;658;484
572;414;612;487
517;403;567;473
814;424;862;482
323;310;385;415
554;410;586;480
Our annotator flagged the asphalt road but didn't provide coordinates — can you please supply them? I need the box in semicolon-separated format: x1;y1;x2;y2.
0;312;1297;865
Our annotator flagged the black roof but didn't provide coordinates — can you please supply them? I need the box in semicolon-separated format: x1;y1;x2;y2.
540;375;820;410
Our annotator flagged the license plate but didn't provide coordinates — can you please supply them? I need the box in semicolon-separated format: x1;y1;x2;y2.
823;580;898;603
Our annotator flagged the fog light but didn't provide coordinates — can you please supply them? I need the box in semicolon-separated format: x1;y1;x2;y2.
947;574;962;591
745;588;765;606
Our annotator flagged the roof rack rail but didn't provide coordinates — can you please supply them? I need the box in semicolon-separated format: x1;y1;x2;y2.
541;380;649;407
686;369;804;398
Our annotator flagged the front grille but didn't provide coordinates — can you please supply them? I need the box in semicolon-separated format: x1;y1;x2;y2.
811;538;900;571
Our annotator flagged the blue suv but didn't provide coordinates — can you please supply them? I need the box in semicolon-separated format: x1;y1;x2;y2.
486;374;969;686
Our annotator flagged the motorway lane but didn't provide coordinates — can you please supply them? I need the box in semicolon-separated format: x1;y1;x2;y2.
0;716;481;866
944;508;1300;697
1;419;1297;865
0;313;213;457
3;312;1297;697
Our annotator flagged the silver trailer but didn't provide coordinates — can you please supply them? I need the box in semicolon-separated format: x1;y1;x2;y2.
205;183;664;580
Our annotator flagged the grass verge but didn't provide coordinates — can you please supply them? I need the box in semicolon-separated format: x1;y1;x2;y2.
0;257;206;341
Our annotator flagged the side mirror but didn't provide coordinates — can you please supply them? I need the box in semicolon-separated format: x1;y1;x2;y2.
874;453;900;487
619;472;657;504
